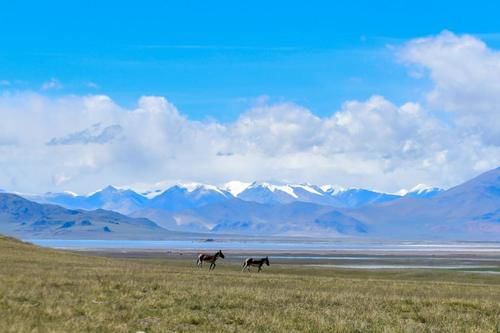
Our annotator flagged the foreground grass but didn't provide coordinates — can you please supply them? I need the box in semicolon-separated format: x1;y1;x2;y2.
1;237;500;332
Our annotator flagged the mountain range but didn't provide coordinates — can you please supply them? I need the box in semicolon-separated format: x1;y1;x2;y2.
26;181;443;214
0;167;498;240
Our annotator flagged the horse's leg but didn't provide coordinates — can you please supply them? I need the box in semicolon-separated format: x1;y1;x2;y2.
241;263;247;272
258;264;262;272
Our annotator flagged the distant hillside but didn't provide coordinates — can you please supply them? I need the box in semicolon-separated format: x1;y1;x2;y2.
350;167;500;240
0;193;172;239
29;186;148;214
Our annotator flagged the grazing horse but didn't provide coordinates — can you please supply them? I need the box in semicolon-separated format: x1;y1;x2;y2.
242;256;270;272
197;250;225;271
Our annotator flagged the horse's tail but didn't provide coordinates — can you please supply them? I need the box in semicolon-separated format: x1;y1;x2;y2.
241;258;248;272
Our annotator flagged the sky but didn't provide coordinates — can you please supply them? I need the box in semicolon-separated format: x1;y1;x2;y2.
1;1;500;194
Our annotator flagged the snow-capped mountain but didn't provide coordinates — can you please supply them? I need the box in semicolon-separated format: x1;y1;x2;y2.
287;184;335;205
148;183;233;211
222;181;252;197
230;182;386;207
322;187;401;208
237;182;300;204
233;182;407;207
26;183;235;214
25;181;421;212
400;184;444;198
84;186;149;213
23;180;445;216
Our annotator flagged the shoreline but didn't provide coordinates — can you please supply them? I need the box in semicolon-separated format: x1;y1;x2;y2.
26;238;500;257
74;247;500;274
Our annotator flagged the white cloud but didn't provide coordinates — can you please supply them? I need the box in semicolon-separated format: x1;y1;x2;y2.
41;78;63;91
0;31;499;194
399;30;500;144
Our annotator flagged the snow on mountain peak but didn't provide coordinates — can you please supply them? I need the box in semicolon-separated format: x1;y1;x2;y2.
248;182;298;198
397;184;438;196
396;184;443;197
410;184;435;193
291;184;323;196
223;181;251;196
320;185;348;195
62;190;79;197
178;182;229;196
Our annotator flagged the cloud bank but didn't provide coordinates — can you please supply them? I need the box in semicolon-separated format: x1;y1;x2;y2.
0;31;499;193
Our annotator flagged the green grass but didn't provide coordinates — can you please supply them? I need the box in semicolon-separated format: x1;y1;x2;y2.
1;236;500;332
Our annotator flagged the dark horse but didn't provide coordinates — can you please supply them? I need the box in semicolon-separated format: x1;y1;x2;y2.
197;250;225;271
242;256;270;272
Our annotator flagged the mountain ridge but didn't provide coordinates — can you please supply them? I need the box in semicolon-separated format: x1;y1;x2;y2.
21;180;443;213
0;192;172;239
1;167;498;240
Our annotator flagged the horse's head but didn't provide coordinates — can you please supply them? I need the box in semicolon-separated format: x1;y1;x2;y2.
265;256;270;266
217;250;225;259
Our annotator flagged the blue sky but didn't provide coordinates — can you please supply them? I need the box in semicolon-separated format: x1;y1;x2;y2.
1;1;500;193
2;0;500;121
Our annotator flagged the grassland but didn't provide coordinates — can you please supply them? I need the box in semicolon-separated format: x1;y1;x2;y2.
1;236;500;332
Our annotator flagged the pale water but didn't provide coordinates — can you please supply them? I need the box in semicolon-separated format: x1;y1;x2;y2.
26;239;500;253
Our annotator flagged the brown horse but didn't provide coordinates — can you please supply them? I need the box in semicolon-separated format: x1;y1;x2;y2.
197;250;225;271
242;256;270;272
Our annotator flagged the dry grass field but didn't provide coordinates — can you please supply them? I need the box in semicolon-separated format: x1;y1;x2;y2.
1;235;500;332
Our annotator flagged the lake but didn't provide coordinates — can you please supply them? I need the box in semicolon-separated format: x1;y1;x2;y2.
26;238;500;253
